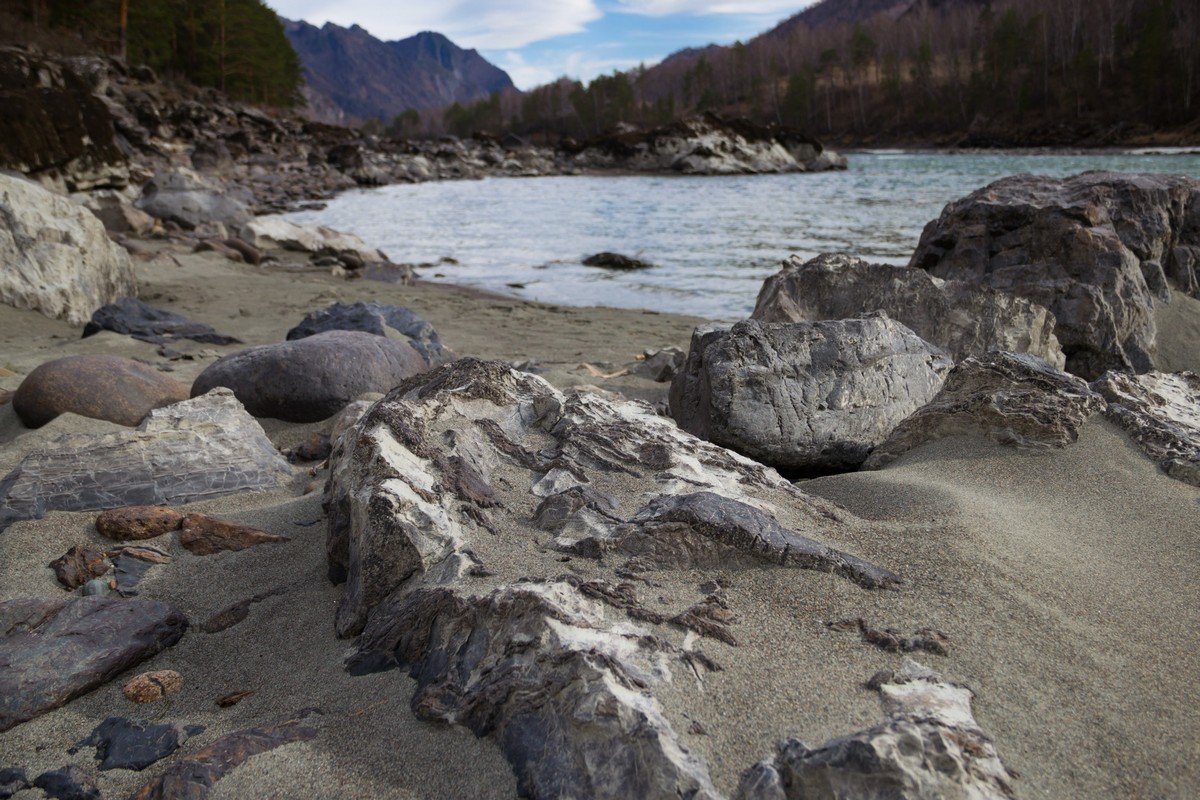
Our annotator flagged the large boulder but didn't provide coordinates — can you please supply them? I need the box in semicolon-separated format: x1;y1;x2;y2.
0;389;291;531
0;596;188;732
285;301;452;366
864;352;1106;469
13;354;189;429
71;189;156;236
191;330;431;422
669;315;953;473
135;169;252;233
1092;370;1200;486
735;660;1016;800
0;173;137;325
83;297;241;346
0;48;128;191
327;358;898;798
911;172;1200;378
242;218;385;262
754;254;1065;368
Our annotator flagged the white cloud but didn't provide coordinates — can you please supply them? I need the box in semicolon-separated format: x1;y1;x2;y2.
613;0;806;15
490;50;656;89
267;0;602;49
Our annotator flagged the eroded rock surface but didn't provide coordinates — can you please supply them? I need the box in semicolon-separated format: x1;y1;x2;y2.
0;173;136;325
753;253;1065;368
911;171;1200;378
0;596;188;732
1092;370;1200;486
669;315;952;473
0;390;291;531
192;330;432;422
735;661;1016;800
285;301;452;367
327;358;898;799
865;352;1105;469
13;354;189;429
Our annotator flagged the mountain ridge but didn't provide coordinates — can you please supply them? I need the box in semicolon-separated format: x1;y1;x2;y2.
282;19;514;125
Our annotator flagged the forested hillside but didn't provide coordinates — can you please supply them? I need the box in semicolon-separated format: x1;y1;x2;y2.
430;0;1200;147
6;0;300;106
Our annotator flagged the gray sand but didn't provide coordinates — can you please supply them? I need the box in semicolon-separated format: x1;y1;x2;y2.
1;245;1198;798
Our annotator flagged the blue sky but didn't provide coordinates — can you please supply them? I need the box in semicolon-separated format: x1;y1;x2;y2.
265;1;814;89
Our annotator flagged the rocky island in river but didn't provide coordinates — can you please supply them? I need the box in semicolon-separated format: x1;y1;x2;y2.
1;34;1199;800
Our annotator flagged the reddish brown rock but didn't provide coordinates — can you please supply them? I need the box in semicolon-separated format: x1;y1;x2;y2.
95;506;185;542
215;690;255;708
123;670;184;703
49;545;109;590
13;354;189;429
179;513;289;556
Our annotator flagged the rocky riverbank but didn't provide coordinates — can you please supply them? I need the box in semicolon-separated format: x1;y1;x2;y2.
1;41;1200;800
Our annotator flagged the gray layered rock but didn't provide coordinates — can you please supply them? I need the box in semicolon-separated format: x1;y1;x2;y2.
911;171;1200;378
242;218;385;262
1092;370;1200;486
327;358;899;799
0;389;291;531
71;189;155;236
753;254;1065;368
83;297;241;346
865;352;1106;469
0;596;188;732
0;173;137;325
135;168;252;233
285;302;452;367
192;330;432;422
735;660;1016;800
669;315;953;473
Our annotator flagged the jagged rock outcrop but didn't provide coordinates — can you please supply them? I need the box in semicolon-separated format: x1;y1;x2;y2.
865;352;1106;469
192;330;433;422
326;358;899;799
83;297;241;346
753;254;1065;368
135;168;252;233
0;389;291;531
0;596;188;732
0;47;128;191
0;173;137;325
1092;370;1200;486
285;302;452;367
669;315;953;473
734;660;1017;800
13;354;189;429
243;218;385;262
911;172;1200;378
569;114;846;175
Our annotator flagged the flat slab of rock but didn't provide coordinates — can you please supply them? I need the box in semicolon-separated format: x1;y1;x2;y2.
285;301;452;367
328;358;897;798
0;173;136;325
83;297;241;346
753;253;1065;368
192;330;433;422
13;354;189;429
128;714;318;800
243;217;385;262
670;315;952;472
911;171;1200;378
1092;370;1200;486
0;596;188;732
78;716;192;771
95;506;185;541
735;660;1016;800
0;389;291;531
865;352;1105;469
179;513;289;555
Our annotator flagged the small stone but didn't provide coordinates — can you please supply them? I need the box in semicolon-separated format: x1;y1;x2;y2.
81;578;111;597
49;546;109;590
179;513;289;556
865;669;894;691
95;507;185;542
582;252;654;270
123;670;184;704
215;690;256;708
288;432;332;463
